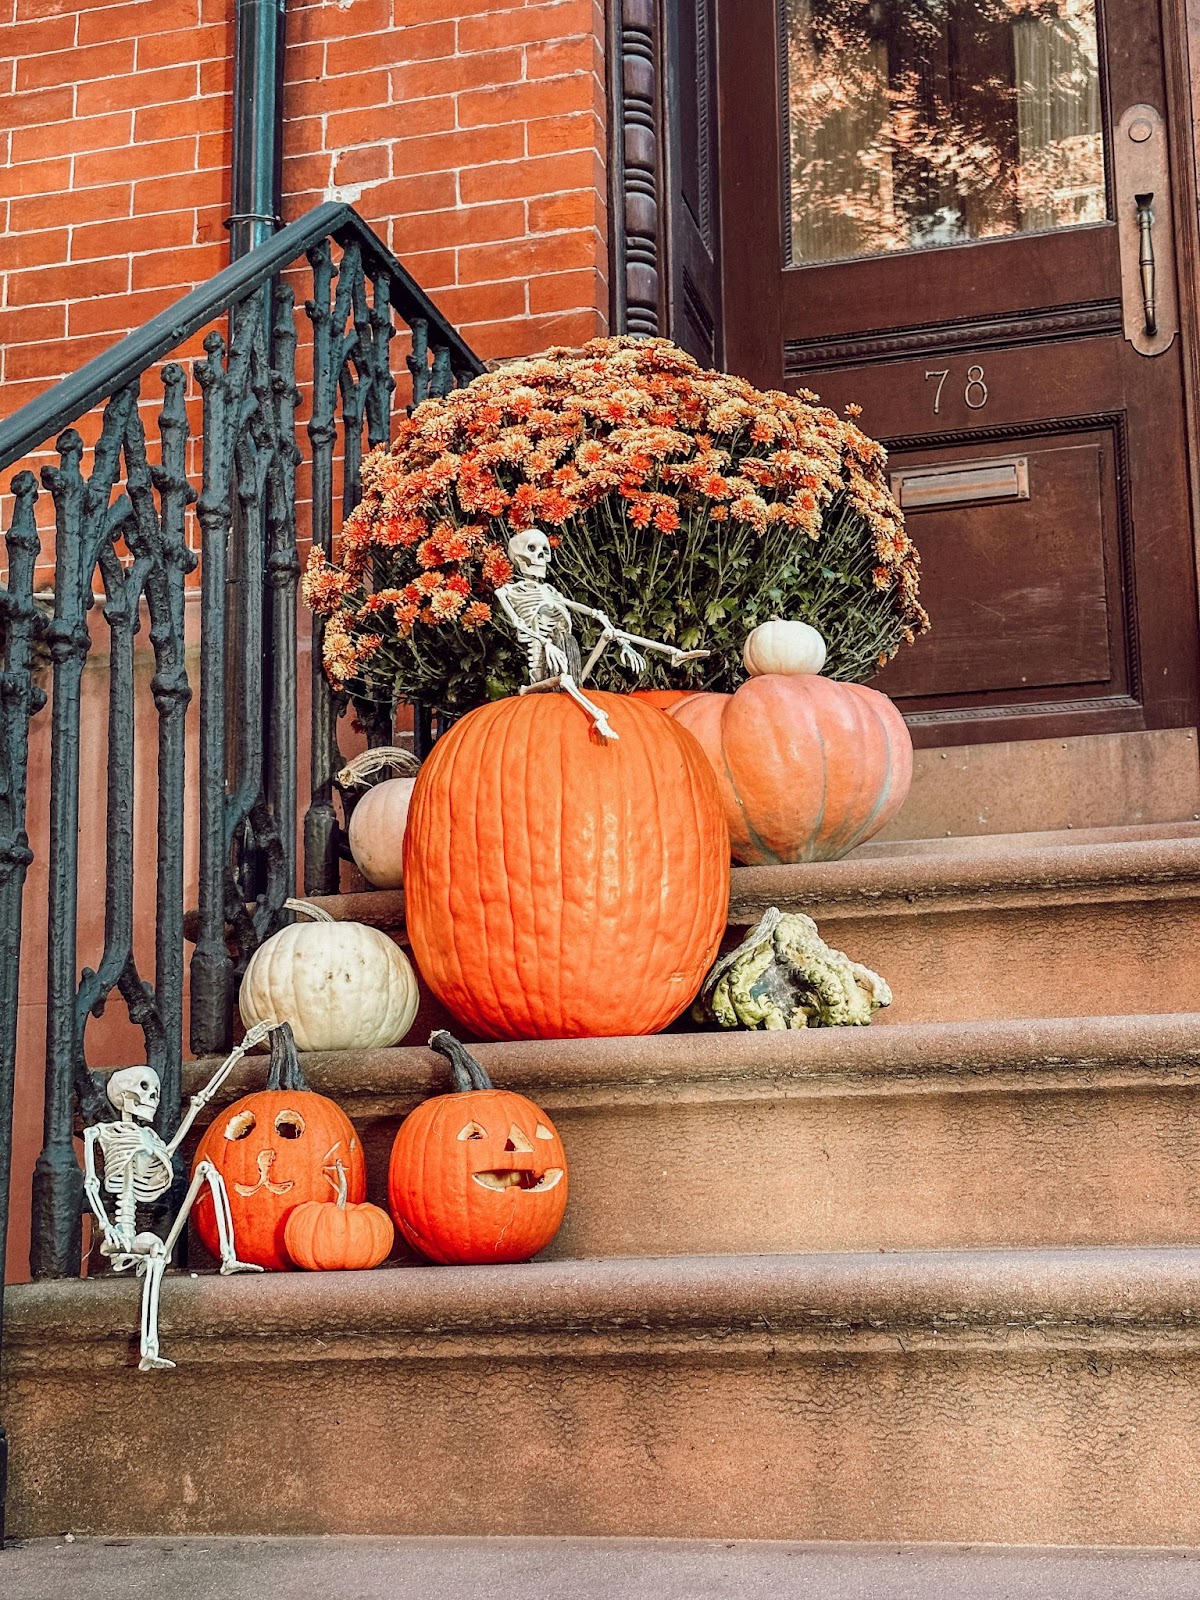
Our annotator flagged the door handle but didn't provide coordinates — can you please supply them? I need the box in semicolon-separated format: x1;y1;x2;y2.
1135;192;1157;336
1115;105;1175;355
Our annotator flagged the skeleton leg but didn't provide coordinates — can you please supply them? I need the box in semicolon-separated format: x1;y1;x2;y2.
138;1240;174;1372
160;1161;263;1275
520;673;618;740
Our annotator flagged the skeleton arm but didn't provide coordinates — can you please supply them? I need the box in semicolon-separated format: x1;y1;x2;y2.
165;1019;278;1156
82;1126;122;1253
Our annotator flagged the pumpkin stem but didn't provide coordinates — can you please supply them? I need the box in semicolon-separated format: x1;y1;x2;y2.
265;1022;311;1093
429;1030;494;1092
328;1159;349;1209
284;896;335;924
336;746;421;790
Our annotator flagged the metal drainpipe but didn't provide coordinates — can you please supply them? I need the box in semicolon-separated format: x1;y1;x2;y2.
228;0;288;259
224;0;288;907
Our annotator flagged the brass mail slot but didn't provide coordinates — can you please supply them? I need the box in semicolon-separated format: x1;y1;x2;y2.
889;455;1030;511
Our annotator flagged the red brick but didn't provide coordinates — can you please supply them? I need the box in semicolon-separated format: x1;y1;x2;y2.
463;307;604;357
0;303;65;348
136;24;226;70
9;183;132;235
283;39;325;85
392;123;524;178
18;40;136;91
130;242;223;291
458;230;597;284
527;109;603;156
291;0;391;43
529;266;606;314
67;285;188;337
458;74;587;129
11;111;132;164
0;226;67;272
389;46;520;102
200;55;234;97
135;96;227;142
77;0;196;44
76;64;199;117
134;170;222;216
360;171;458;221
411;200;527;250
459;148;600;204
323;30;397;79
388;19;454;61
281;150;333;194
0;12;75;58
74;135;193;188
196;129;233;172
458;1;591;53
5;333;121;382
71;209;198;263
8;256;130;305
3;154;71;197
396;247;456;288
195;203;230;244
528;188;602;233
0;85;73;131
526;35;595;77
431;279;527;325
332;144;391;187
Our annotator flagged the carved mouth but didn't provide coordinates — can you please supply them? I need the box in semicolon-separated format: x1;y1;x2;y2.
472;1168;564;1193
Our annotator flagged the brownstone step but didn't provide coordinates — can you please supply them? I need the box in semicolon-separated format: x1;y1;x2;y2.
6;1246;1200;1545
177;1012;1200;1259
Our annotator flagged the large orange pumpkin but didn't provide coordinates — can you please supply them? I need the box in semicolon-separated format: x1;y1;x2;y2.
403;690;729;1040
192;1024;366;1271
670;675;912;864
388;1032;568;1264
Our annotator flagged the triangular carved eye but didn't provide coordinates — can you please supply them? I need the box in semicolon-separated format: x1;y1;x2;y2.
535;1124;554;1141
457;1121;487;1141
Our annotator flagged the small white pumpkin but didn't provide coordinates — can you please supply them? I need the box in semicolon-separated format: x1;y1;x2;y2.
239;899;419;1052
743;619;827;678
348;776;416;889
340;746;421;890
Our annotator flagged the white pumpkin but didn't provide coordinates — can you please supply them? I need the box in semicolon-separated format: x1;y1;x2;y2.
239;899;419;1052
347;775;416;889
743;619;827;678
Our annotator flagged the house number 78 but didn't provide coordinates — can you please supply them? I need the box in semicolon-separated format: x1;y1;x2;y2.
925;366;989;413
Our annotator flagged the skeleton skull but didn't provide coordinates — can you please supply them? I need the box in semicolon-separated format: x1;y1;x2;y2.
107;1066;161;1122
508;528;551;581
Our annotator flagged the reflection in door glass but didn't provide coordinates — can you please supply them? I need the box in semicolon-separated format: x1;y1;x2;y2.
785;0;1106;264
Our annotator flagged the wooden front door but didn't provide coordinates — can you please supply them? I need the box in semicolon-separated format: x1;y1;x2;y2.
717;0;1200;746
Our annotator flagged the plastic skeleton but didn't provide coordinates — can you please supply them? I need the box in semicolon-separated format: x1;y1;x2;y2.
83;1019;280;1372
496;528;708;740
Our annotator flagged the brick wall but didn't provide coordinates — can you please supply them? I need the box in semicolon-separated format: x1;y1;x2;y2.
1;0;609;418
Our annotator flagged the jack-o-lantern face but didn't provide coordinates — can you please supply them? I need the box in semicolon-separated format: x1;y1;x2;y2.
388;1035;568;1265
192;1026;366;1271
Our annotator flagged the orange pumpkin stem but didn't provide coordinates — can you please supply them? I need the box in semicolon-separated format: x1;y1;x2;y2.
429;1030;494;1092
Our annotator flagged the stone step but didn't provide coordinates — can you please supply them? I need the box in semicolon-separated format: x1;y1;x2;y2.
314;824;1200;1027
180;1012;1200;1258
6;1246;1200;1545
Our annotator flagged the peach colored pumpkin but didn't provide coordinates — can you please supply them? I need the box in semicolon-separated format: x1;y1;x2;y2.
670;676;911;864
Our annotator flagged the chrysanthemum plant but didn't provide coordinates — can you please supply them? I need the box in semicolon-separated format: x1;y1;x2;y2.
304;336;928;720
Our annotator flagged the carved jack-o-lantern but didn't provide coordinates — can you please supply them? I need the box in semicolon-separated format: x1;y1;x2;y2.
387;1033;568;1265
193;1024;366;1271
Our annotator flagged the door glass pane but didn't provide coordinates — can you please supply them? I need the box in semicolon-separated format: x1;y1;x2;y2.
785;0;1106;265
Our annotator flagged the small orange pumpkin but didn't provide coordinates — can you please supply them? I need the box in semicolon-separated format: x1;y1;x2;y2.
388;1032;568;1265
284;1160;394;1271
403;690;729;1040
192;1024;366;1271
670;671;912;863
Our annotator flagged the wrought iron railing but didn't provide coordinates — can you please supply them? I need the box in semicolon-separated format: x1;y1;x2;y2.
0;203;483;1308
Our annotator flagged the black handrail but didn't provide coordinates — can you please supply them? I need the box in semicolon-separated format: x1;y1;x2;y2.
0;202;484;471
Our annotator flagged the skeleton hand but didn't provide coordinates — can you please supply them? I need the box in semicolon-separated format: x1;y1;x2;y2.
543;643;571;678
617;640;647;674
668;648;710;665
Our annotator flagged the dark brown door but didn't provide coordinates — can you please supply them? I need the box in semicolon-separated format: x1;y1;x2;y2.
718;0;1200;745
